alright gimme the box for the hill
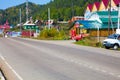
[0,2,41,25]
[0,0,100,26]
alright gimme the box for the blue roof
[75,20,117,29]
[75,20,102,29]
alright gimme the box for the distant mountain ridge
[0,0,100,26]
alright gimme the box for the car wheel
[113,44,119,50]
[105,46,110,49]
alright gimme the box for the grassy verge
[75,37,120,51]
[74,37,103,48]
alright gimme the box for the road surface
[0,37,120,80]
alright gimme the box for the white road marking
[0,55,23,80]
[109,72,115,76]
[101,70,107,73]
[83,64,89,67]
[7,38,120,79]
[94,68,100,71]
[74,61,79,64]
[88,65,94,69]
[70,59,74,62]
[78,62,82,65]
[69,59,120,78]
[118,75,120,78]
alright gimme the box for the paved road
[0,37,120,80]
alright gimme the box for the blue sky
[0,0,51,9]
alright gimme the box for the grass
[75,37,103,47]
[75,37,120,51]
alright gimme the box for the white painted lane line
[70,59,74,62]
[0,55,5,61]
[101,70,107,73]
[0,55,23,80]
[83,64,89,67]
[78,62,82,65]
[74,61,79,64]
[7,38,120,79]
[94,68,100,71]
[109,72,115,76]
[61,57,120,79]
[12,69,23,80]
[117,75,120,78]
[88,65,94,69]
[68,59,120,78]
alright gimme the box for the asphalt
[0,37,120,80]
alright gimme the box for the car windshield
[107,34,119,39]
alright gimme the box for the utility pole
[118,3,120,29]
[19,8,22,32]
[116,3,120,34]
[48,8,51,29]
[108,0,111,35]
[26,0,29,21]
[71,0,74,17]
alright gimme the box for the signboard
[24,25,39,30]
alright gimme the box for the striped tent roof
[113,0,120,6]
[87,4,93,11]
[102,0,109,8]
[94,2,100,10]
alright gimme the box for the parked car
[103,34,120,50]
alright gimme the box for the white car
[103,34,120,50]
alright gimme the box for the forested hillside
[0,0,101,25]
[0,2,40,25]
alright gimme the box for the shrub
[38,28,49,38]
[54,30,67,40]
[48,28,58,37]
[37,27,69,40]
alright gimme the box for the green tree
[0,0,101,25]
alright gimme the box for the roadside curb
[0,70,5,80]
[0,55,22,80]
